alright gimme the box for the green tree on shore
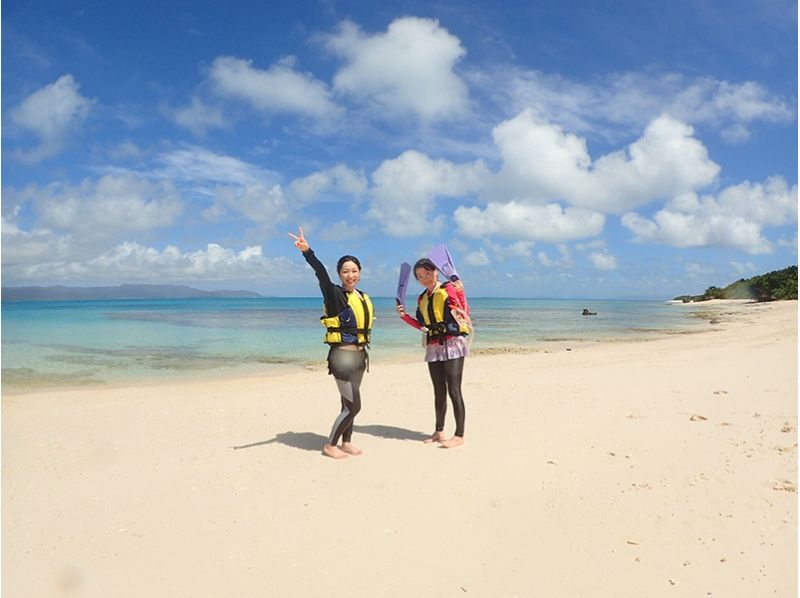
[675,266,798,302]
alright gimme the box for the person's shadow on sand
[233,425,428,452]
[233,431,327,452]
[353,424,428,441]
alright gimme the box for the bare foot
[440,436,464,448]
[322,443,349,459]
[423,431,447,444]
[340,442,363,456]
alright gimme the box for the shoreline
[1,299,774,396]
[0,328,718,396]
[2,300,796,597]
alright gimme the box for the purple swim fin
[396,262,412,305]
[427,244,459,281]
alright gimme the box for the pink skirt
[424,335,469,363]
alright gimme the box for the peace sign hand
[288,226,310,252]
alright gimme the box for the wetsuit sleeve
[400,313,424,330]
[445,283,469,314]
[302,249,347,316]
[457,285,470,314]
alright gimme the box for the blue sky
[2,0,797,299]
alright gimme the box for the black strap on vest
[358,292,371,335]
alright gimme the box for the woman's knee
[349,395,362,416]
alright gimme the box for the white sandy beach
[2,300,797,597]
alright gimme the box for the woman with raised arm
[396,258,470,448]
[288,226,373,460]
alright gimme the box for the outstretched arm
[396,303,424,331]
[288,226,330,283]
[288,226,340,312]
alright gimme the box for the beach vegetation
[675,266,798,302]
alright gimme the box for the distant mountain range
[1,284,262,301]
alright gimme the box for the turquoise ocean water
[1,297,713,390]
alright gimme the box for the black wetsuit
[428,358,466,437]
[410,285,468,438]
[303,249,368,445]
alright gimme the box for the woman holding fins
[396,250,471,448]
[289,226,373,460]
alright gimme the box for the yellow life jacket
[320,290,373,345]
[418,283,469,341]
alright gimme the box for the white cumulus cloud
[208,55,341,122]
[621,176,797,254]
[508,241,535,258]
[33,174,183,239]
[455,201,604,242]
[319,220,364,241]
[537,245,573,268]
[358,112,721,245]
[1,214,70,267]
[156,146,281,190]
[463,248,490,266]
[204,183,288,229]
[324,17,469,122]
[9,75,93,163]
[479,68,793,141]
[170,96,228,136]
[490,111,720,212]
[98,148,290,230]
[668,78,793,129]
[369,150,488,237]
[91,242,294,282]
[588,251,618,270]
[289,164,368,203]
[2,175,182,279]
[4,241,296,284]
